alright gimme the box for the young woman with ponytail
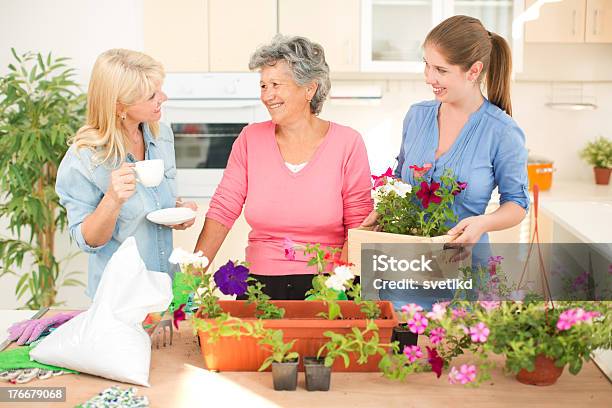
[363,15,529,309]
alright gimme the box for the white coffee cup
[134,159,164,187]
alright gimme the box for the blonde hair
[424,15,513,116]
[72,49,165,166]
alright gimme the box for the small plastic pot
[391,324,418,353]
[271,358,299,391]
[304,357,331,391]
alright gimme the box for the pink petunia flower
[371,167,393,190]
[468,322,490,343]
[401,303,423,317]
[448,364,477,385]
[173,304,186,330]
[451,308,467,320]
[429,327,446,345]
[408,312,428,335]
[426,303,447,321]
[478,301,501,312]
[283,237,296,260]
[403,345,423,363]
[487,255,504,276]
[556,309,579,331]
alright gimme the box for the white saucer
[146,207,196,226]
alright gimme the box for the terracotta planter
[516,355,564,386]
[593,167,611,185]
[197,300,397,372]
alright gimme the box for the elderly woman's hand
[170,200,198,230]
[360,210,381,231]
[106,162,136,207]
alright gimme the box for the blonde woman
[56,49,197,297]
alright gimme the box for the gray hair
[249,34,331,115]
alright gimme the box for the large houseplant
[579,136,612,185]
[0,49,86,308]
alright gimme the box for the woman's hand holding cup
[107,162,136,206]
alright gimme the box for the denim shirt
[56,123,178,298]
[395,99,530,243]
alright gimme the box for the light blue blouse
[56,123,178,298]
[395,98,530,237]
[382,99,529,310]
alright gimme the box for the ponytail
[487,33,513,116]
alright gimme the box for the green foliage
[258,329,299,371]
[579,136,612,168]
[375,168,462,237]
[0,49,86,308]
[245,280,285,319]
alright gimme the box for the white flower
[333,265,354,282]
[392,180,412,197]
[426,303,447,321]
[325,275,346,291]
[168,247,209,269]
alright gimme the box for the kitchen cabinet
[279,0,361,73]
[361,0,520,73]
[525,0,612,43]
[209,0,278,72]
[144,0,209,72]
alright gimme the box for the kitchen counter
[2,312,610,408]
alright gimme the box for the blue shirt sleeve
[55,147,110,253]
[493,123,530,211]
[394,107,413,178]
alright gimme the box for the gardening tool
[148,313,173,349]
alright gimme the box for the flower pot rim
[272,357,299,366]
[303,356,325,365]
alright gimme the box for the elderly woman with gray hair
[194,35,372,300]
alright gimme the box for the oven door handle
[163,99,261,109]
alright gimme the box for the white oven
[161,73,269,198]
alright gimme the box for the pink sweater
[206,120,373,276]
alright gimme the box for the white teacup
[134,159,164,187]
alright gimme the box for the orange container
[527,162,554,191]
[196,300,398,372]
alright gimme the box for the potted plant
[348,167,467,273]
[170,247,398,372]
[258,329,299,391]
[0,49,86,308]
[579,136,612,185]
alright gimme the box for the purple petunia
[214,260,249,296]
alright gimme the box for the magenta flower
[468,322,490,343]
[448,364,477,385]
[371,167,393,189]
[582,311,601,323]
[173,304,186,330]
[572,271,589,290]
[487,255,504,276]
[478,301,501,312]
[416,181,442,209]
[403,345,423,363]
[426,347,444,378]
[401,303,423,317]
[452,181,468,196]
[408,312,428,335]
[429,327,446,345]
[283,237,296,260]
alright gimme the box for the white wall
[1,0,611,309]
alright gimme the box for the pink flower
[427,347,444,378]
[371,167,393,189]
[426,303,447,321]
[478,301,501,312]
[403,345,423,363]
[408,312,428,335]
[283,237,296,260]
[451,308,467,320]
[582,311,601,323]
[401,303,423,317]
[468,322,490,343]
[448,364,477,385]
[557,308,602,330]
[571,271,589,290]
[409,163,432,179]
[429,327,446,345]
[487,255,503,276]
[452,181,468,196]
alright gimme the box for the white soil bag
[31,237,172,386]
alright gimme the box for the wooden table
[2,319,611,407]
